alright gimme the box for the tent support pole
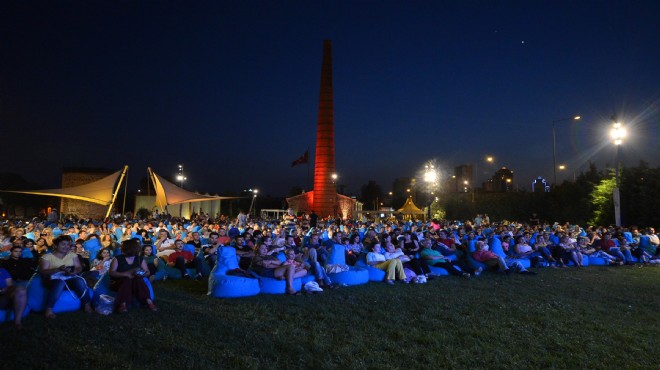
[105,165,129,219]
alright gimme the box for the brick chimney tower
[312,40,336,218]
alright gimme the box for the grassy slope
[2,267,659,369]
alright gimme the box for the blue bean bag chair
[92,272,154,307]
[114,229,123,242]
[466,240,488,271]
[325,244,369,286]
[26,274,88,314]
[490,236,531,269]
[623,232,633,244]
[428,265,450,276]
[147,257,167,282]
[258,274,316,295]
[355,256,386,282]
[588,257,609,266]
[639,236,656,255]
[83,239,102,261]
[208,247,260,298]
[21,248,34,259]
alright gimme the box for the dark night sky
[1,1,659,197]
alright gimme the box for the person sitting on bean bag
[109,239,157,313]
[251,243,306,295]
[366,243,406,285]
[167,239,205,280]
[40,235,93,318]
[0,267,27,329]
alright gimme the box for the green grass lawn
[2,266,659,369]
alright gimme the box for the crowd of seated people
[1,211,659,327]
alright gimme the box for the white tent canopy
[148,167,241,210]
[1,166,128,218]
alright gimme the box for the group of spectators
[1,211,659,328]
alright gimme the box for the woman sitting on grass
[142,245,159,282]
[366,243,406,285]
[251,243,306,295]
[90,248,112,276]
[109,239,157,313]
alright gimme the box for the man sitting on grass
[167,240,204,280]
[1,245,37,284]
[0,267,27,329]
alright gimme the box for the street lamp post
[248,189,259,217]
[424,164,437,220]
[176,164,187,189]
[552,116,581,186]
[330,173,339,217]
[610,122,626,227]
[176,164,188,218]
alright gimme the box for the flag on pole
[291,150,309,167]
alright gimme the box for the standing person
[236,210,248,228]
[46,208,59,224]
[309,210,318,229]
[109,239,157,313]
[39,235,93,319]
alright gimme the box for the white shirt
[384,248,405,260]
[155,238,175,257]
[366,252,386,264]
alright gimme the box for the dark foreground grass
[2,266,659,369]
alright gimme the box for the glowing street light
[423,162,439,219]
[610,121,626,226]
[558,165,566,170]
[248,188,259,216]
[176,164,187,189]
[473,155,495,202]
[552,115,581,186]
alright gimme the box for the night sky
[2,1,659,198]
